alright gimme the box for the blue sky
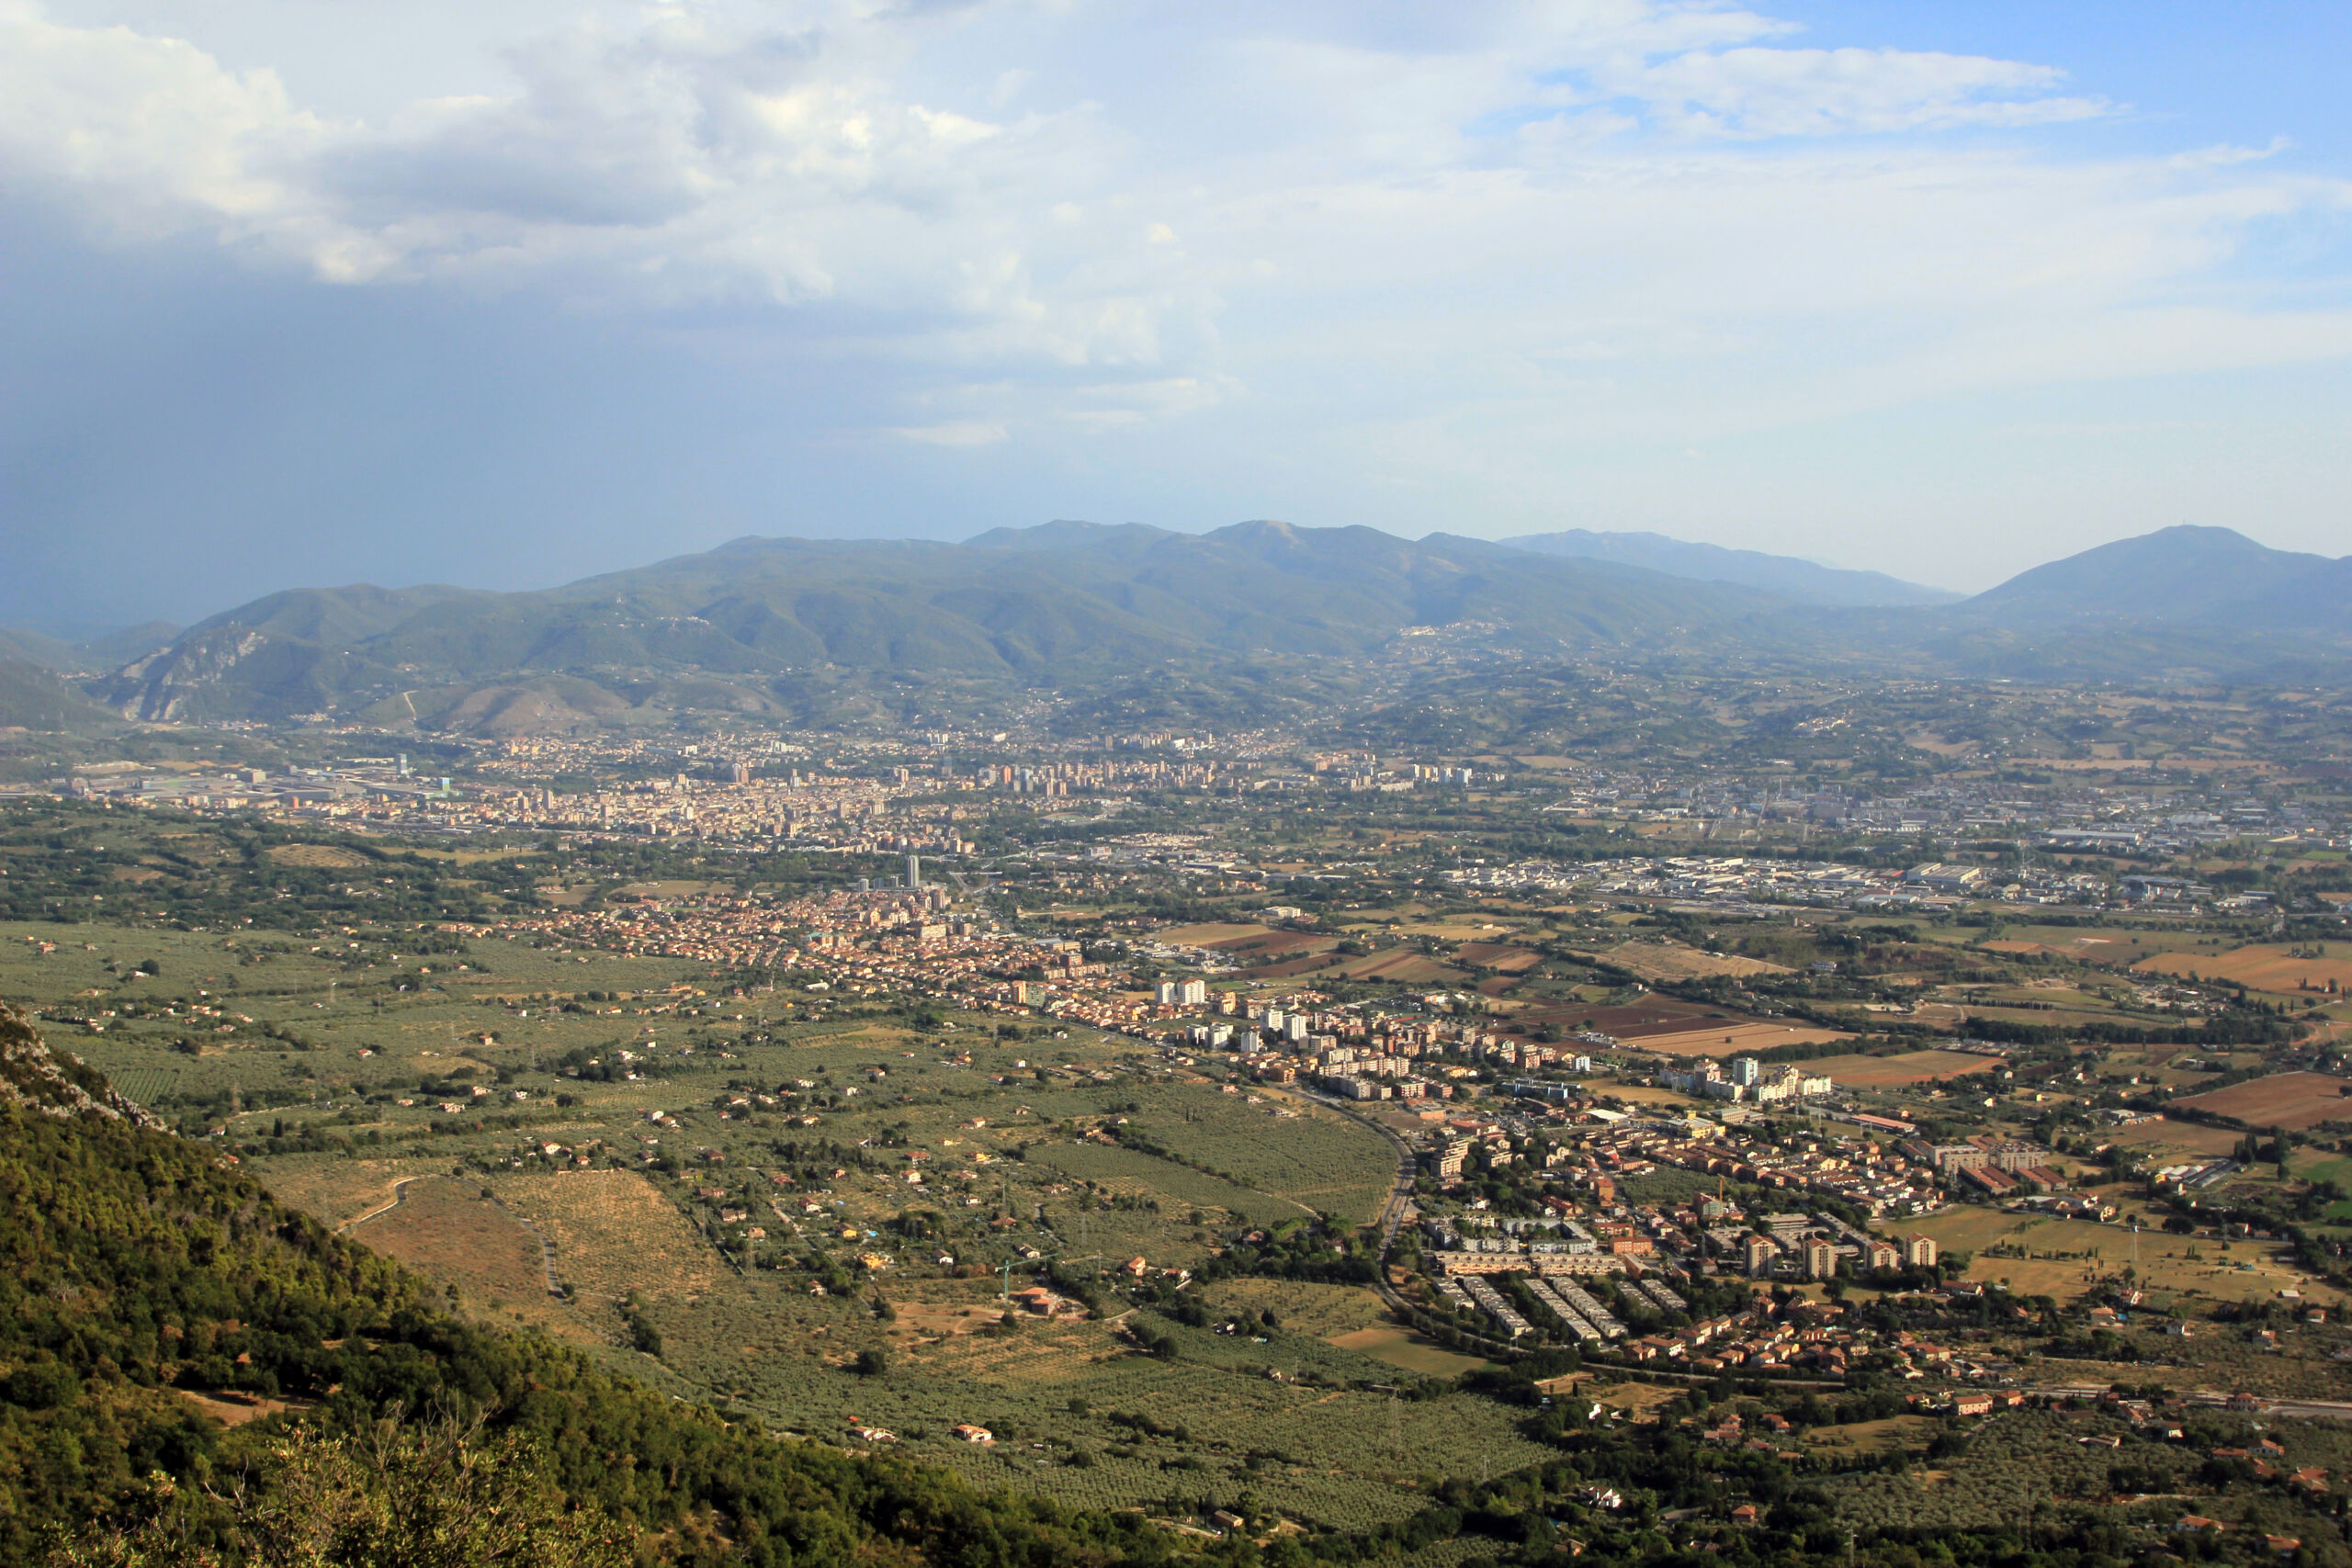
[2,0,2347,629]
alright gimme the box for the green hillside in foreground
[0,1001,1171,1568]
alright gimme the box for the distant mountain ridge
[94,521,1796,730]
[51,520,2352,735]
[0,660,119,732]
[1498,528,1958,607]
[0,621,179,674]
[1960,524,2348,628]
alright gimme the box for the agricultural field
[1148,922,1273,947]
[1329,950,1464,985]
[1574,941,1789,983]
[1634,1021,1853,1057]
[2171,1071,2352,1132]
[642,1280,1552,1527]
[2290,1146,2352,1192]
[1202,1279,1389,1340]
[1453,943,1544,975]
[2134,942,2352,998]
[1392,919,1526,942]
[1320,1325,1489,1379]
[1115,1088,1401,1229]
[1029,1142,1291,1220]
[1799,1415,1934,1458]
[0,916,716,1130]
[1510,998,1749,1038]
[1803,1049,2001,1089]
[254,1153,412,1229]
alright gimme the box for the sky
[3,0,2349,630]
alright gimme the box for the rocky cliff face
[0,1000,166,1129]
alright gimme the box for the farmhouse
[1010,1286,1078,1317]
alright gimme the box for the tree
[52,1415,634,1568]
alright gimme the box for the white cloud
[1623,45,2109,138]
[0,0,2346,460]
[891,418,1007,446]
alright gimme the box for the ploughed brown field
[1455,942,1544,974]
[2171,1071,2352,1131]
[1332,951,1464,984]
[1209,930,1329,957]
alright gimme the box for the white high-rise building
[1179,978,1208,1008]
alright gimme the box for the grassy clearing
[1325,1325,1489,1379]
[1203,1279,1389,1339]
[483,1168,722,1306]
[1907,1205,2346,1308]
[1802,1416,1935,1457]
[2107,1118,2245,1157]
[347,1176,560,1323]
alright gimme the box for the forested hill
[0,1000,1158,1567]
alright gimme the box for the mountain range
[6,522,2345,735]
[1498,529,1957,607]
